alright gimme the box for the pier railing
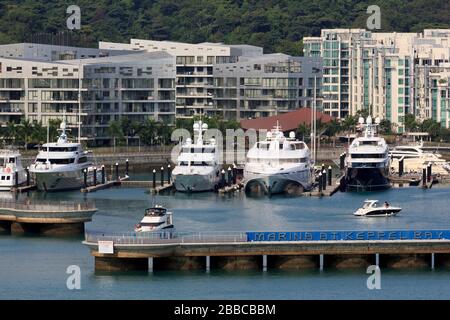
[85,230,248,245]
[0,199,96,212]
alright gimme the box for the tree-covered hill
[0,0,449,55]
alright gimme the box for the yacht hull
[172,173,219,192]
[0,171,27,191]
[32,170,89,192]
[344,167,390,191]
[244,169,312,195]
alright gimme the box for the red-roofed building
[240,108,334,131]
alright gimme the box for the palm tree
[107,120,125,151]
[5,122,18,146]
[18,119,33,150]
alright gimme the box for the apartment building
[213,53,322,120]
[303,29,450,132]
[99,40,263,118]
[0,40,323,145]
[0,46,176,146]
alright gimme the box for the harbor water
[1,181,450,299]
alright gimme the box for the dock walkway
[0,200,97,235]
[84,229,450,272]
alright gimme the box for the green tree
[341,115,357,132]
[378,119,392,135]
[108,120,125,148]
[404,114,418,132]
[139,119,158,145]
[296,123,310,141]
[18,119,34,150]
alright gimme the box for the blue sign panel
[246,230,450,242]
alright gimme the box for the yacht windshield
[360,141,378,146]
[36,158,75,164]
[46,147,78,152]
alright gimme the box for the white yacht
[354,200,402,217]
[29,121,95,191]
[172,121,221,192]
[344,116,391,191]
[134,205,174,232]
[244,124,312,195]
[390,141,450,175]
[0,149,27,191]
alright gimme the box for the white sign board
[98,241,114,254]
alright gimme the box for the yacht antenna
[46,124,49,162]
[77,60,82,144]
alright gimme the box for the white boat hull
[31,166,99,192]
[0,170,27,191]
[172,173,219,192]
[244,167,312,194]
[354,207,402,217]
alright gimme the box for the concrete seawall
[84,239,450,272]
[0,201,97,236]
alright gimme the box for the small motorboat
[354,200,402,217]
[134,205,174,232]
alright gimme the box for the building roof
[240,108,334,131]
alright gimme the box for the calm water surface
[1,183,450,299]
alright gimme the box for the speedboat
[0,149,27,191]
[134,205,174,232]
[354,200,402,217]
[244,123,313,195]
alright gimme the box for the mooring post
[83,169,87,188]
[322,169,327,191]
[339,153,345,171]
[148,257,153,273]
[319,254,324,271]
[318,173,323,193]
[232,163,237,184]
[422,167,427,187]
[152,169,156,189]
[115,163,119,181]
[262,255,268,272]
[26,167,30,186]
[14,170,18,188]
[375,253,379,266]
[399,157,404,177]
[93,168,97,186]
[167,164,171,183]
[427,164,432,182]
[160,166,164,187]
[328,166,332,186]
[431,253,435,270]
[221,169,226,187]
[101,165,105,184]
[206,256,210,273]
[227,167,232,186]
[125,159,129,177]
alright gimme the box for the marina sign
[246,230,450,242]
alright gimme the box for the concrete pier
[84,230,450,272]
[0,200,96,236]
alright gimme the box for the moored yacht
[172,121,221,192]
[29,121,95,191]
[390,141,450,175]
[0,149,27,191]
[344,116,390,191]
[244,124,313,195]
